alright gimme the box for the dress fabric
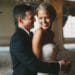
[37,44,58,75]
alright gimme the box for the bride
[31,3,59,75]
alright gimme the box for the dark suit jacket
[10,27,60,75]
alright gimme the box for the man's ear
[18,17,23,24]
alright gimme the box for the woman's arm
[32,28,43,59]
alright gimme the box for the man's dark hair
[13,4,33,26]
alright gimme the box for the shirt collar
[24,28,30,36]
[18,24,30,36]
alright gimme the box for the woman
[32,3,59,75]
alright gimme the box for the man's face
[21,10,34,30]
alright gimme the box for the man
[10,4,71,75]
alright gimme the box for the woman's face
[37,9,51,30]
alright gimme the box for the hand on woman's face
[37,9,51,31]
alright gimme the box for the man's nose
[42,18,46,23]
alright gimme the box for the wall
[0,3,15,46]
[50,0,64,51]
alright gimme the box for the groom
[10,4,71,75]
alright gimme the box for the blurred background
[0,0,75,75]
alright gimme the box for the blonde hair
[36,2,56,22]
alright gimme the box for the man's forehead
[25,10,33,14]
[25,11,34,17]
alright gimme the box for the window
[63,15,75,38]
[63,1,75,50]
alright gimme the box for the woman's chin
[42,27,49,30]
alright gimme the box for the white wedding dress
[31,16,58,75]
[37,44,58,75]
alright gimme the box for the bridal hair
[36,2,56,22]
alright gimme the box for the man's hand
[63,61,71,73]
[59,60,71,73]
